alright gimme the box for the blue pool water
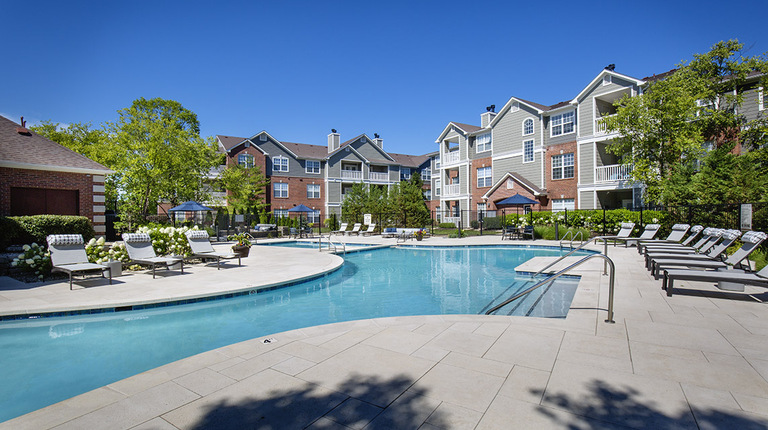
[263,240,376,249]
[0,245,588,422]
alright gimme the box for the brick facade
[0,167,106,232]
[471,156,493,212]
[269,176,325,214]
[544,140,578,210]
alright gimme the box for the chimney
[328,129,340,153]
[373,132,383,149]
[16,116,31,136]
[481,105,497,128]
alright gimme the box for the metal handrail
[559,231,575,249]
[485,253,616,323]
[319,233,346,254]
[532,236,614,278]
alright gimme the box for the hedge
[0,215,95,249]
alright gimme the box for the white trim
[522,139,534,163]
[489,96,546,128]
[550,110,576,138]
[760,87,765,111]
[305,160,321,174]
[0,161,112,175]
[272,155,289,173]
[522,118,534,136]
[476,132,492,153]
[273,182,289,198]
[571,69,645,104]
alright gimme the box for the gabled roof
[388,152,430,168]
[216,135,247,151]
[482,171,546,200]
[280,141,327,160]
[435,121,482,143]
[572,69,645,103]
[330,133,395,162]
[0,115,111,175]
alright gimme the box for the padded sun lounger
[663,263,768,297]
[644,228,723,269]
[123,233,184,279]
[635,224,689,252]
[639,225,701,254]
[360,224,376,236]
[47,234,112,290]
[652,230,765,279]
[601,222,635,246]
[185,230,241,270]
[332,223,348,235]
[616,224,660,247]
[346,223,362,236]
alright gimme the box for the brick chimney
[328,129,340,153]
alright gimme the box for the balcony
[444,183,461,197]
[595,164,632,183]
[340,170,362,180]
[594,114,617,135]
[443,151,461,165]
[369,171,389,182]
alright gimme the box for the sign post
[364,213,372,225]
[740,204,752,231]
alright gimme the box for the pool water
[263,240,375,249]
[0,246,586,422]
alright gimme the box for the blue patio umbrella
[287,204,314,213]
[495,194,539,207]
[169,201,214,212]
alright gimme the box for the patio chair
[601,222,635,246]
[346,223,362,236]
[521,225,535,240]
[332,223,348,235]
[616,224,660,247]
[185,230,241,270]
[663,257,768,297]
[360,223,377,236]
[289,227,299,239]
[501,225,518,240]
[639,225,703,254]
[636,224,689,253]
[47,234,112,290]
[651,230,763,279]
[122,233,184,279]
[382,227,398,238]
[644,228,724,270]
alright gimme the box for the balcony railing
[340,170,362,180]
[369,171,389,182]
[594,114,617,135]
[594,164,632,183]
[443,151,460,165]
[444,183,461,196]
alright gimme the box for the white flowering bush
[136,225,195,256]
[85,237,110,264]
[11,243,51,280]
[108,242,131,263]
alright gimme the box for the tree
[340,183,367,223]
[108,98,219,218]
[217,164,270,213]
[604,39,768,204]
[390,177,431,228]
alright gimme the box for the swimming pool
[262,240,377,249]
[0,245,589,422]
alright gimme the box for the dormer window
[273,156,289,172]
[523,119,534,136]
[551,111,575,137]
[259,134,268,141]
[602,75,612,86]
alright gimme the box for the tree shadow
[533,380,768,429]
[190,373,444,430]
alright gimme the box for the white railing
[369,171,389,182]
[444,183,461,196]
[594,114,616,135]
[443,151,460,165]
[594,164,632,183]
[341,170,362,180]
[443,216,461,226]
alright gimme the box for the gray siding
[492,156,542,189]
[579,190,594,209]
[327,182,341,203]
[491,104,540,157]
[543,109,578,146]
[327,151,366,178]
[579,143,594,184]
[351,139,391,162]
[258,139,325,178]
[740,85,765,122]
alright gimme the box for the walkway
[3,236,768,429]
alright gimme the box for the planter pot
[416,236,423,241]
[232,245,251,258]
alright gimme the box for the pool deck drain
[3,235,768,428]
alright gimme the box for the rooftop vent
[16,116,31,135]
[605,64,616,71]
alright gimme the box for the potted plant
[415,229,425,241]
[228,233,253,257]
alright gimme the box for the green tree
[340,182,367,223]
[390,179,430,227]
[217,164,270,213]
[604,39,768,204]
[108,98,219,218]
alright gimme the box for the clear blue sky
[2,0,766,156]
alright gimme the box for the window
[308,210,320,224]
[523,140,534,163]
[552,198,575,212]
[506,178,515,189]
[259,134,268,141]
[274,182,288,198]
[434,156,440,169]
[421,168,431,181]
[424,190,432,200]
[273,156,289,172]
[551,111,575,137]
[510,102,519,112]
[552,153,575,180]
[760,87,765,111]
[435,179,441,196]
[476,133,492,152]
[523,119,534,136]
[238,154,254,168]
[307,184,320,199]
[602,75,612,86]
[273,209,288,219]
[477,203,489,218]
[477,166,492,187]
[401,168,411,180]
[305,160,321,174]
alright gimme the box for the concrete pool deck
[3,235,768,429]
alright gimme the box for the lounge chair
[651,230,763,279]
[601,222,635,246]
[360,223,376,236]
[382,227,398,238]
[346,223,362,236]
[616,224,660,247]
[643,227,723,269]
[47,234,112,290]
[332,223,348,235]
[636,224,689,252]
[122,233,184,279]
[639,225,703,254]
[663,259,768,297]
[185,230,241,270]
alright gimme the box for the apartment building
[216,130,435,221]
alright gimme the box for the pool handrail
[486,253,616,323]
[559,230,586,250]
[532,235,618,279]
[320,233,346,254]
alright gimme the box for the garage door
[10,187,79,216]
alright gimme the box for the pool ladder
[559,230,586,250]
[319,233,346,255]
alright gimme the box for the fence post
[640,206,644,229]
[603,208,607,236]
[564,208,568,227]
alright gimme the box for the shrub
[438,222,456,229]
[469,220,479,229]
[0,215,94,249]
[480,216,503,230]
[11,243,51,280]
[135,225,197,256]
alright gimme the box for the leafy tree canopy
[217,164,270,213]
